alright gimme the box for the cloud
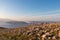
[13,10,60,21]
[0,7,60,21]
[39,14,60,21]
[8,14,60,21]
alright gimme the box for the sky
[0,0,60,21]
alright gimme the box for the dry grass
[0,22,60,40]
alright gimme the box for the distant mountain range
[0,18,58,28]
[0,18,28,28]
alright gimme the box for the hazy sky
[0,0,60,21]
